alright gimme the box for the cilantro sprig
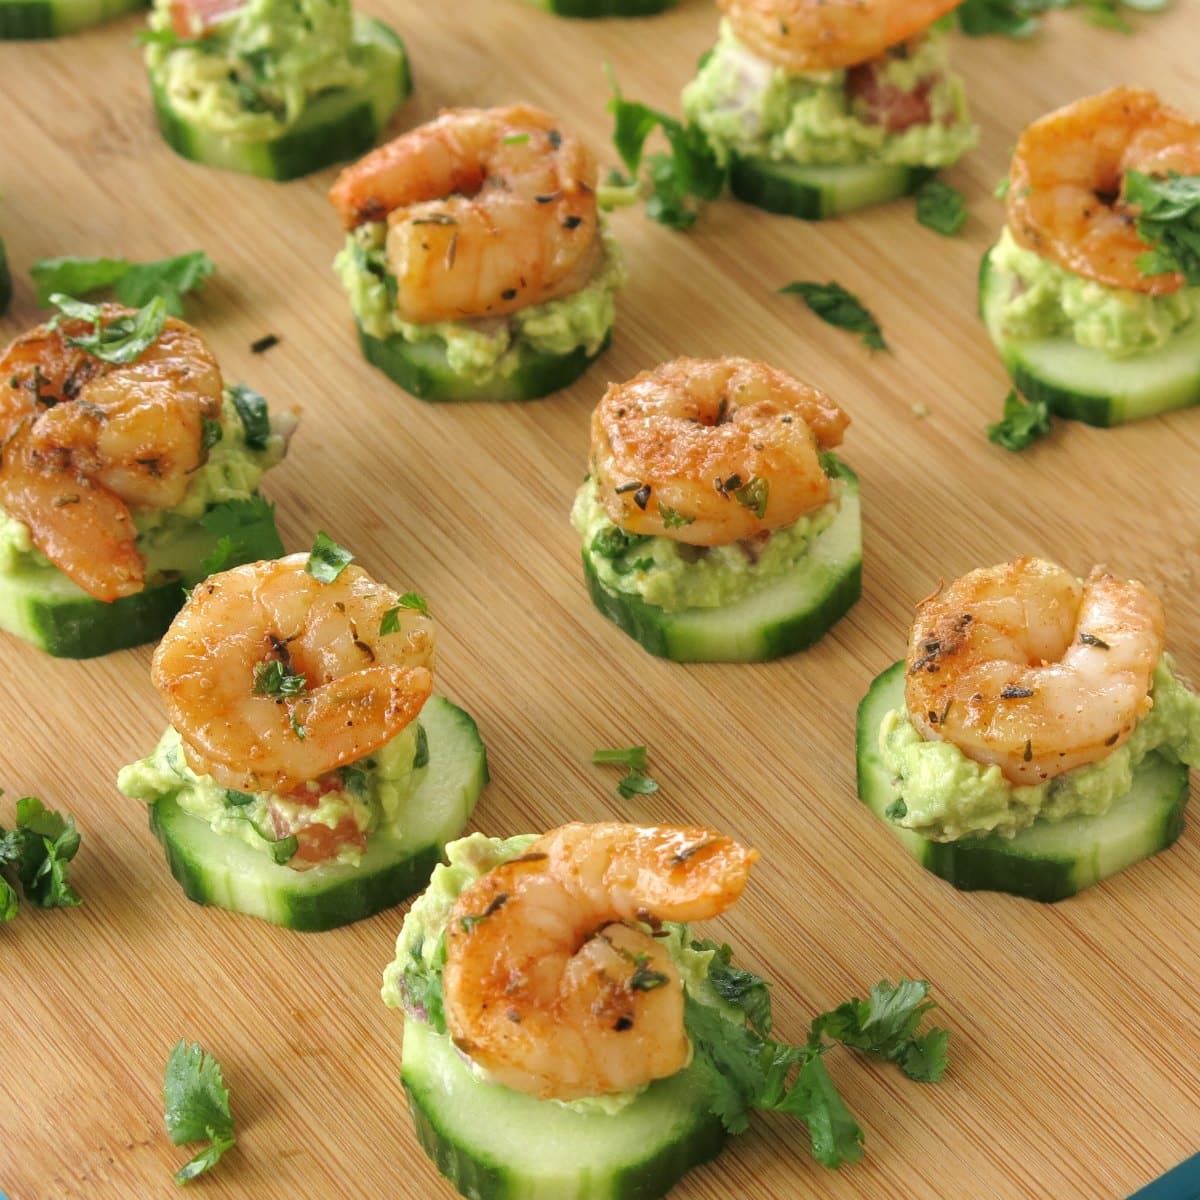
[32,250,214,317]
[592,745,660,799]
[163,1041,236,1185]
[1124,170,1200,285]
[0,792,83,920]
[49,293,169,365]
[780,281,887,351]
[986,390,1052,451]
[604,69,724,231]
[686,940,949,1167]
[381,592,430,635]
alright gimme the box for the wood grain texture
[2,3,1199,1197]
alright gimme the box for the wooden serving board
[3,4,1200,1197]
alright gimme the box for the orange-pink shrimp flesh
[442,822,758,1101]
[0,309,223,602]
[718,0,962,72]
[590,356,849,546]
[328,104,601,324]
[1007,87,1200,295]
[152,554,435,794]
[906,558,1165,787]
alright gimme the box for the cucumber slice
[146,697,488,931]
[0,236,10,314]
[0,0,144,39]
[729,155,933,220]
[856,662,1190,902]
[356,321,612,403]
[401,1016,725,1200]
[0,500,282,658]
[581,462,861,662]
[519,0,676,14]
[149,17,411,181]
[979,246,1200,426]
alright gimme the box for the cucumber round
[146,697,488,932]
[581,462,861,662]
[149,17,411,181]
[0,500,282,658]
[979,246,1200,426]
[356,322,612,403]
[0,236,10,314]
[519,0,676,14]
[729,155,933,220]
[0,0,144,38]
[856,661,1190,902]
[401,1016,725,1200]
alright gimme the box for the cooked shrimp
[1007,87,1200,295]
[328,104,602,324]
[0,309,223,601]
[718,0,961,72]
[590,356,849,547]
[151,554,435,793]
[906,558,1164,787]
[442,823,758,1101]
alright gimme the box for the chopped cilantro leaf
[693,938,773,1035]
[658,504,694,529]
[163,1040,236,1185]
[1124,170,1200,285]
[986,390,1052,452]
[306,531,354,583]
[50,293,168,365]
[200,418,223,453]
[413,724,430,770]
[733,476,769,520]
[780,281,887,351]
[916,179,968,236]
[253,659,307,698]
[32,250,213,316]
[592,745,660,799]
[227,382,271,449]
[198,496,283,575]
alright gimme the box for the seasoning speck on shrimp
[442,822,758,1101]
[329,104,602,325]
[0,307,223,602]
[906,557,1164,787]
[718,0,962,72]
[591,356,849,547]
[1007,87,1200,295]
[152,553,435,794]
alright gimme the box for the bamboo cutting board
[2,3,1200,1197]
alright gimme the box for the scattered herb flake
[413,724,430,770]
[916,179,968,236]
[659,504,695,529]
[198,496,283,575]
[253,659,307,699]
[779,281,887,351]
[50,293,169,365]
[1124,170,1200,285]
[986,390,1052,452]
[733,476,769,520]
[227,382,271,449]
[250,333,280,354]
[306,531,354,583]
[592,745,660,799]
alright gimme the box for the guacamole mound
[383,832,737,1117]
[880,655,1200,841]
[0,391,290,582]
[145,0,377,139]
[333,223,624,385]
[989,226,1200,359]
[682,22,976,169]
[118,721,424,869]
[571,473,843,613]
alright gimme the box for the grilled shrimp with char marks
[906,557,1164,787]
[442,822,758,1101]
[152,553,434,795]
[0,308,223,601]
[329,104,601,325]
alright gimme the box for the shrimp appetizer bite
[682,0,976,219]
[0,300,291,657]
[857,558,1200,901]
[145,0,411,180]
[982,88,1200,426]
[1,0,144,39]
[329,105,624,403]
[572,357,861,661]
[118,539,488,931]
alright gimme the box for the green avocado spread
[571,472,843,613]
[681,22,976,169]
[333,222,624,385]
[0,391,290,587]
[880,655,1200,841]
[382,833,737,1116]
[118,720,424,869]
[989,226,1200,358]
[145,0,383,139]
